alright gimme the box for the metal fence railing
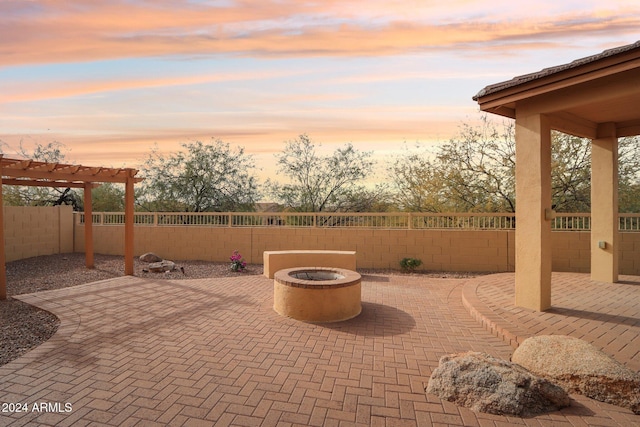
[76,212,640,231]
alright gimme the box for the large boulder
[140,252,163,263]
[512,335,640,414]
[426,351,570,416]
[148,260,176,273]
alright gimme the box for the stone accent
[426,351,570,416]
[140,252,163,263]
[148,260,176,273]
[512,335,640,414]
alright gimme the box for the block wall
[75,225,517,272]
[3,205,74,262]
[0,208,633,275]
[620,232,640,275]
[74,224,640,275]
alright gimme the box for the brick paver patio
[463,272,640,371]
[1,273,638,426]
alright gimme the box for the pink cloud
[1,69,304,103]
[1,1,638,66]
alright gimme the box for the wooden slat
[1,179,100,188]
[1,156,141,184]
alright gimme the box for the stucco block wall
[3,205,73,262]
[0,209,627,275]
[620,232,640,274]
[74,225,254,263]
[72,224,640,275]
[551,231,592,272]
[74,225,516,271]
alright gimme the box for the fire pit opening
[289,270,345,281]
[273,267,361,322]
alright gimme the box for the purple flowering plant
[230,250,247,272]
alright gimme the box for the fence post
[228,213,233,227]
[408,212,413,230]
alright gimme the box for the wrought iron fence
[76,212,640,231]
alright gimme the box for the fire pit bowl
[273,267,362,322]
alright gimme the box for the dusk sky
[1,0,639,180]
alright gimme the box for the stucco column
[591,123,619,283]
[515,110,552,311]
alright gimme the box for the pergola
[474,41,640,311]
[0,156,143,300]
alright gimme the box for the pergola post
[0,181,6,300]
[83,183,94,269]
[591,123,619,283]
[515,109,552,311]
[124,173,135,275]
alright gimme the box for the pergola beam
[1,168,143,184]
[1,179,101,189]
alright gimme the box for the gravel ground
[1,253,480,366]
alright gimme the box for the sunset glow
[1,0,638,179]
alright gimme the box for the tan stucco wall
[74,225,517,272]
[620,232,640,275]
[73,225,639,274]
[3,207,637,275]
[3,205,74,262]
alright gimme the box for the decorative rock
[148,260,176,272]
[512,335,640,414]
[426,351,570,416]
[140,252,163,263]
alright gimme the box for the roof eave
[473,41,640,108]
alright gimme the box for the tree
[387,145,450,212]
[2,141,83,210]
[388,118,516,212]
[267,134,375,212]
[387,115,640,213]
[85,183,125,212]
[138,139,259,212]
[618,136,640,213]
[549,132,591,212]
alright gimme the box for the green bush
[400,257,423,272]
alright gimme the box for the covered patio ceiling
[0,155,143,300]
[473,40,640,311]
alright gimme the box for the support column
[515,110,552,311]
[591,123,619,283]
[124,173,135,275]
[83,184,94,269]
[0,179,6,300]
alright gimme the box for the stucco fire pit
[273,267,362,322]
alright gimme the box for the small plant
[230,250,247,272]
[400,257,422,272]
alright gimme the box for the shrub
[400,257,422,272]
